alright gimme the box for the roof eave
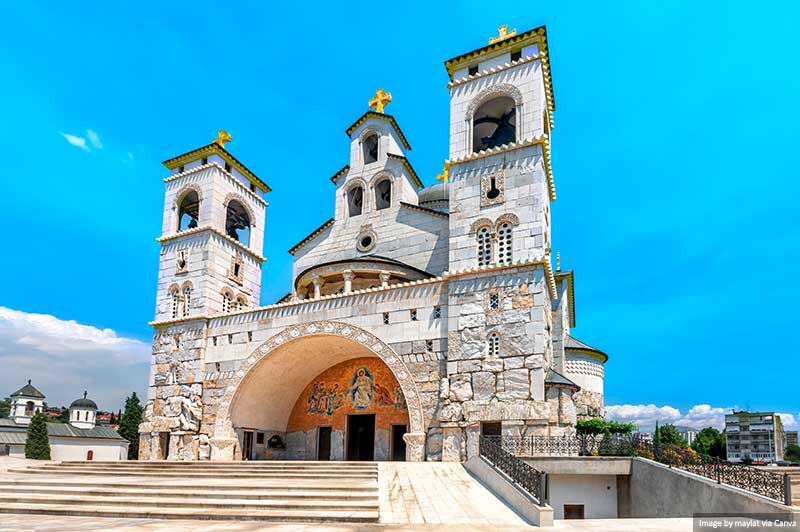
[162,143,272,193]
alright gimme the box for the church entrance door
[242,430,254,460]
[346,414,375,461]
[318,427,332,460]
[391,424,407,461]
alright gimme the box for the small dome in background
[70,391,98,410]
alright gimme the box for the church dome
[418,183,449,204]
[70,392,97,410]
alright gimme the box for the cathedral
[138,24,609,462]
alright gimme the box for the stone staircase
[0,461,379,522]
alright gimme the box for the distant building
[633,431,653,445]
[786,431,798,449]
[679,429,698,446]
[725,411,785,463]
[0,381,128,460]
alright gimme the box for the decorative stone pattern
[480,172,505,207]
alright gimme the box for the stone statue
[178,394,203,432]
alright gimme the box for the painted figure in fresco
[316,382,329,414]
[350,367,374,410]
[394,386,406,410]
[374,382,394,406]
[307,383,320,413]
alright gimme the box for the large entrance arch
[211,321,426,461]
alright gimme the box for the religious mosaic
[306,382,345,416]
[350,367,374,410]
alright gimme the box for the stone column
[403,432,427,462]
[490,231,499,264]
[441,424,463,462]
[464,424,481,460]
[343,270,354,293]
[311,275,322,298]
[379,271,391,288]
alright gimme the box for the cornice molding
[150,255,557,327]
[156,225,266,263]
[288,218,335,255]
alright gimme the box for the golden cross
[213,129,232,148]
[369,89,392,114]
[435,161,450,184]
[489,25,517,45]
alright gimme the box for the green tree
[56,408,70,423]
[25,412,51,460]
[692,427,727,458]
[0,397,11,418]
[657,424,688,448]
[654,421,662,458]
[785,444,800,463]
[118,392,143,460]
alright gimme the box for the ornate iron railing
[479,436,548,504]
[488,434,792,505]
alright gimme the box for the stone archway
[210,320,426,461]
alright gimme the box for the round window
[356,229,377,252]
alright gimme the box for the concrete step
[0,479,376,491]
[0,493,377,512]
[8,468,377,480]
[0,485,377,501]
[56,460,377,468]
[0,502,379,522]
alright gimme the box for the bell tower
[444,25,555,271]
[153,131,270,322]
[438,26,570,459]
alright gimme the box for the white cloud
[59,132,89,152]
[86,129,103,149]
[0,306,149,412]
[778,413,798,431]
[606,403,738,431]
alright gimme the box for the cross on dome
[368,89,392,114]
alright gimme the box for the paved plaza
[0,515,693,532]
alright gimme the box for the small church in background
[138,24,609,462]
[0,381,129,460]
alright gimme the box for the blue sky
[0,2,797,428]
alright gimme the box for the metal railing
[488,434,792,505]
[479,436,548,504]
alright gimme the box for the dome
[70,391,97,410]
[418,183,449,204]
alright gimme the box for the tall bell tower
[153,131,270,322]
[439,26,571,459]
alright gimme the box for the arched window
[170,287,180,319]
[477,226,492,267]
[487,333,500,357]
[222,292,232,313]
[347,186,364,217]
[237,296,247,309]
[87,450,94,461]
[497,223,513,265]
[182,285,192,317]
[363,134,379,164]
[374,179,391,210]
[473,96,517,153]
[225,200,251,246]
[25,401,34,416]
[177,190,200,231]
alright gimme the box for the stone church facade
[138,25,609,462]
